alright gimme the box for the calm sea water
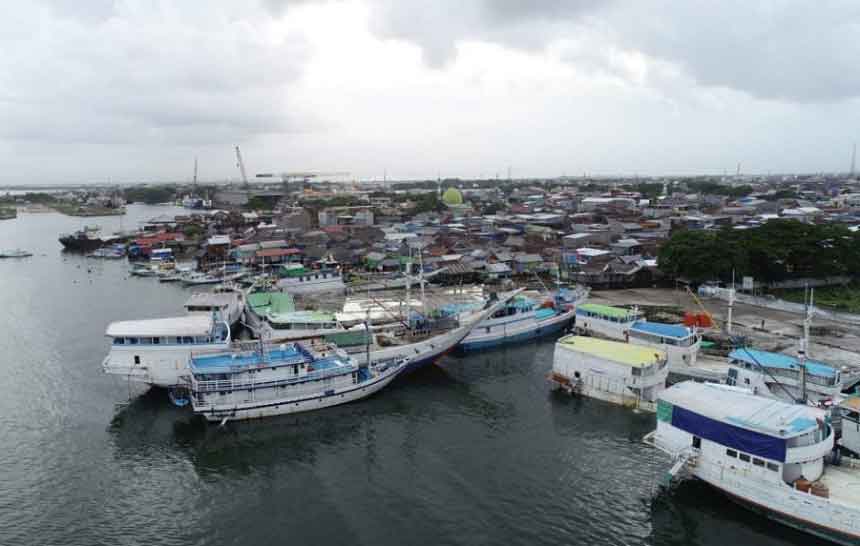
[0,205,827,546]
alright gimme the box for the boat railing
[191,362,354,394]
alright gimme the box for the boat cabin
[726,348,842,402]
[574,303,642,340]
[551,335,668,410]
[628,320,701,369]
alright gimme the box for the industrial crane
[235,145,249,188]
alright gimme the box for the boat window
[631,367,641,376]
[739,453,750,462]
[847,411,860,420]
[113,337,125,345]
[766,462,779,472]
[174,337,183,344]
[753,458,765,467]
[128,337,139,345]
[692,436,701,449]
[151,337,160,345]
[182,336,194,344]
[726,449,737,458]
[134,355,140,365]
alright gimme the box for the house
[513,253,543,274]
[485,262,512,282]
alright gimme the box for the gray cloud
[366,0,860,103]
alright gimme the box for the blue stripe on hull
[459,317,571,352]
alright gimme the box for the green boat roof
[248,291,295,314]
[267,310,336,323]
[577,303,636,319]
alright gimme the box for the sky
[2,0,860,184]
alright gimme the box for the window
[692,436,701,449]
[739,453,750,462]
[182,336,194,344]
[134,355,140,365]
[726,449,737,458]
[766,462,779,471]
[744,378,750,385]
[128,337,139,345]
[113,337,125,345]
[152,337,160,345]
[753,458,765,467]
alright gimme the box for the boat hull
[194,365,401,421]
[460,308,574,351]
[700,477,860,546]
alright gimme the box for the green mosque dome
[442,187,464,206]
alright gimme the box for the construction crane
[235,145,249,188]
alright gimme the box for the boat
[349,289,522,375]
[574,303,642,340]
[180,339,407,422]
[351,267,447,291]
[129,263,157,277]
[184,285,245,327]
[0,249,33,258]
[644,381,859,545]
[58,229,103,251]
[87,245,125,259]
[627,320,702,373]
[459,287,589,351]
[836,397,860,456]
[726,348,845,404]
[549,335,668,411]
[101,315,231,387]
[181,270,247,286]
[276,264,345,295]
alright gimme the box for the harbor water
[0,205,827,545]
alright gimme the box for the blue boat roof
[192,346,308,372]
[729,348,837,378]
[630,320,692,339]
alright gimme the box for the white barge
[550,335,668,411]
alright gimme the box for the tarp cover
[671,405,786,462]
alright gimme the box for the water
[0,206,828,546]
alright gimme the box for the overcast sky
[2,0,859,184]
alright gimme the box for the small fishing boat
[179,339,407,422]
[129,263,158,277]
[0,249,33,258]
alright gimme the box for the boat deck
[192,346,309,371]
[818,462,860,506]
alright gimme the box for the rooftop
[660,381,821,438]
[577,303,637,320]
[556,335,664,367]
[106,315,214,337]
[631,320,694,339]
[728,348,837,378]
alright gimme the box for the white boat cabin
[102,315,230,387]
[726,348,843,403]
[627,320,701,370]
[551,335,668,411]
[574,303,642,341]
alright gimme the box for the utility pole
[851,142,857,176]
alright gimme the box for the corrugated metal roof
[631,321,692,339]
[660,381,821,438]
[556,335,664,367]
[728,348,837,378]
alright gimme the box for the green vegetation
[0,192,57,204]
[658,220,860,283]
[776,284,860,313]
[247,195,277,210]
[686,180,754,198]
[123,185,176,204]
[410,192,445,214]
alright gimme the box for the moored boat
[181,339,407,422]
[276,265,345,295]
[0,249,33,258]
[574,303,642,340]
[101,315,231,387]
[459,287,588,351]
[184,285,245,327]
[550,335,668,411]
[645,381,859,545]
